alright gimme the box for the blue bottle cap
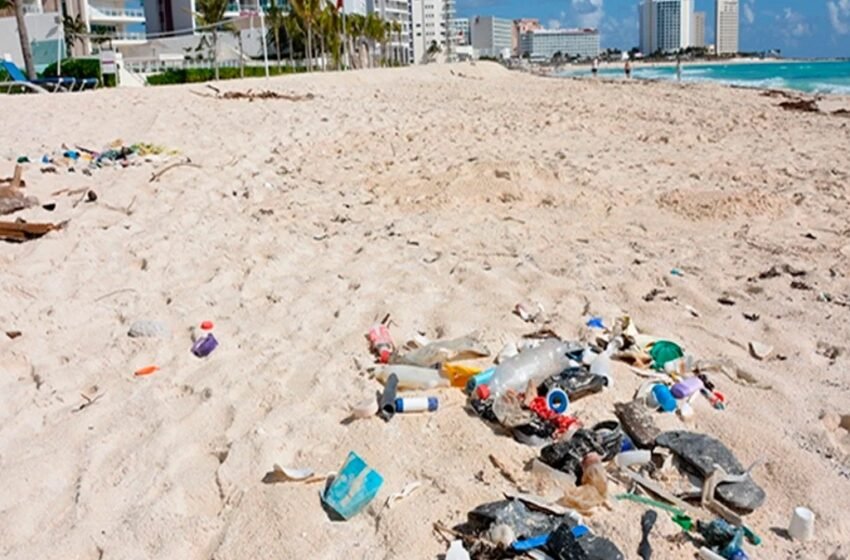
[547,387,569,414]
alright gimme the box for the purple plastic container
[191,333,218,357]
[671,376,703,399]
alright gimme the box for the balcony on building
[88,2,146,23]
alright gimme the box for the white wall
[0,12,63,71]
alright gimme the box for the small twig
[149,160,201,183]
[93,287,137,302]
[72,392,104,413]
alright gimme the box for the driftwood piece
[0,220,62,242]
[0,189,38,216]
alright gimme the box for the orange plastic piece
[201,321,214,330]
[134,365,159,376]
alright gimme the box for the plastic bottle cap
[546,387,569,414]
[379,348,391,363]
[476,384,491,400]
[200,321,214,330]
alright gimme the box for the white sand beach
[1,62,849,559]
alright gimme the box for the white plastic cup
[788,506,815,541]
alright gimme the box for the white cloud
[780,7,812,38]
[548,19,562,29]
[571,0,604,29]
[743,2,755,25]
[828,0,850,34]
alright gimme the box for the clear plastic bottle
[374,365,449,390]
[488,338,574,397]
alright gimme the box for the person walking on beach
[592,57,599,77]
[624,60,632,79]
[676,54,682,83]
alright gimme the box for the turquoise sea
[584,60,850,95]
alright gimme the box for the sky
[456,0,850,57]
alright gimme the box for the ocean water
[585,60,850,95]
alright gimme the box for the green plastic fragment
[649,340,684,370]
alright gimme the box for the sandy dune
[1,62,849,559]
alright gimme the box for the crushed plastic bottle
[488,339,575,398]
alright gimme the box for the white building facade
[519,28,599,60]
[715,0,738,54]
[638,0,693,54]
[410,0,454,63]
[367,0,412,63]
[692,11,705,47]
[449,17,469,46]
[470,15,511,58]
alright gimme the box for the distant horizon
[456,0,850,58]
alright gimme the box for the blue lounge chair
[0,60,82,93]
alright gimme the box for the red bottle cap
[476,384,491,400]
[379,349,391,363]
[201,321,214,331]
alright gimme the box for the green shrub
[41,58,116,87]
[147,64,306,86]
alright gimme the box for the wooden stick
[149,160,201,183]
[11,165,22,189]
[0,221,60,242]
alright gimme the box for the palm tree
[0,0,36,79]
[391,20,402,65]
[290,0,321,71]
[319,1,341,70]
[62,14,87,57]
[282,11,301,70]
[344,13,364,69]
[364,12,384,68]
[265,0,285,68]
[194,0,230,80]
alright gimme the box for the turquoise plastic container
[321,451,384,519]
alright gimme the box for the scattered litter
[384,480,422,509]
[262,464,325,484]
[670,268,685,277]
[717,297,736,306]
[742,313,760,322]
[378,373,399,421]
[134,365,159,376]
[191,328,218,358]
[445,540,471,560]
[790,280,813,291]
[391,332,489,367]
[748,341,773,361]
[192,85,316,101]
[367,321,395,364]
[321,451,383,520]
[788,506,815,542]
[514,301,545,323]
[5,330,22,339]
[395,396,438,413]
[638,509,657,560]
